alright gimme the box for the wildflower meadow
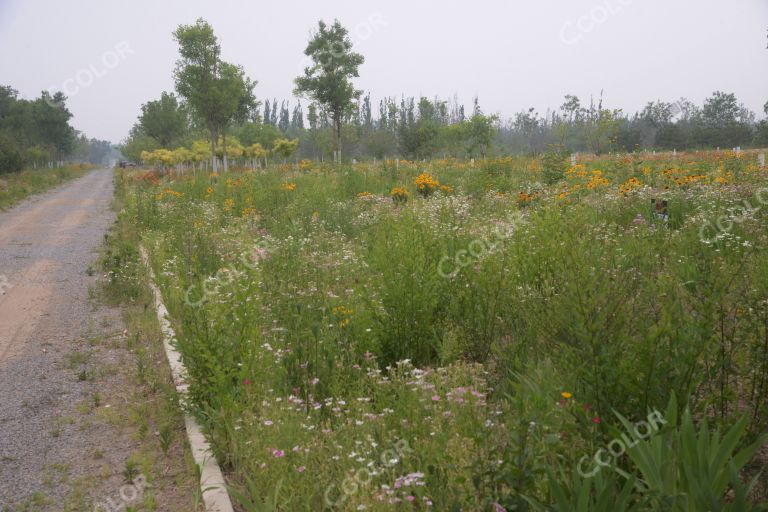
[114,149,768,511]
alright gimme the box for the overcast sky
[1,0,766,144]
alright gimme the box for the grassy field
[0,165,93,210]
[117,150,768,511]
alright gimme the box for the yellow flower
[241,207,259,218]
[281,182,296,191]
[414,173,440,197]
[561,392,572,399]
[390,187,409,203]
[157,188,182,200]
[586,176,609,190]
[619,177,642,195]
[332,306,354,316]
[357,191,373,198]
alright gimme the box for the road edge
[139,246,234,512]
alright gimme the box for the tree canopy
[294,19,364,163]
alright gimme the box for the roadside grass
[0,164,93,210]
[84,186,205,511]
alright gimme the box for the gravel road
[0,169,146,510]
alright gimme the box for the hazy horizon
[1,0,766,144]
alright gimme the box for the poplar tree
[294,20,364,163]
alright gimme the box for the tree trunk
[210,130,218,172]
[222,132,229,173]
[333,111,342,164]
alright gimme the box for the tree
[638,100,676,148]
[581,94,622,155]
[173,18,222,171]
[0,135,24,174]
[213,62,256,172]
[362,130,397,159]
[514,108,542,154]
[173,19,255,173]
[234,121,281,151]
[272,138,299,163]
[290,102,305,131]
[696,91,754,148]
[190,140,210,170]
[138,92,188,148]
[245,143,267,168]
[278,101,290,132]
[294,19,364,163]
[32,92,75,162]
[464,113,497,158]
[702,91,742,127]
[121,125,159,162]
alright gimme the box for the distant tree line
[505,91,768,155]
[121,18,768,165]
[124,88,768,164]
[0,85,114,174]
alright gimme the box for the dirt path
[0,169,193,511]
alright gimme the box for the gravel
[0,169,137,510]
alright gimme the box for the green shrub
[0,135,24,174]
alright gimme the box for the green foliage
[0,165,88,209]
[121,130,159,162]
[272,138,299,162]
[541,145,568,184]
[294,19,364,159]
[535,471,645,512]
[138,91,189,148]
[235,121,282,150]
[228,479,284,512]
[616,395,767,512]
[0,85,79,166]
[0,134,24,174]
[173,18,256,171]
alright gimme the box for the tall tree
[270,99,278,126]
[294,19,364,163]
[263,100,271,126]
[173,19,255,172]
[291,102,304,130]
[278,101,290,132]
[173,18,222,171]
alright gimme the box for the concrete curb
[140,246,235,512]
